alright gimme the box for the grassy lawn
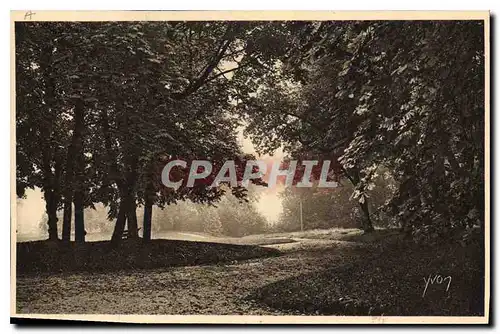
[261,227,402,243]
[246,229,485,316]
[16,238,280,275]
[16,227,485,316]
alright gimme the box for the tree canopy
[16,20,485,243]
[238,20,485,237]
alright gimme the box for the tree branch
[205,61,253,83]
[172,25,238,100]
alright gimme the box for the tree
[277,168,396,231]
[16,21,282,243]
[132,22,296,242]
[16,22,73,240]
[237,20,484,236]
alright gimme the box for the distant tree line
[276,168,397,232]
[34,186,268,239]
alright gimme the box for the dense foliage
[16,21,291,242]
[238,21,485,237]
[16,20,485,242]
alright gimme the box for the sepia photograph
[11,11,490,324]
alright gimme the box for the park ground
[16,228,485,316]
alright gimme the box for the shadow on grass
[246,234,485,316]
[16,238,281,276]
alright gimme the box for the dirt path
[16,239,369,315]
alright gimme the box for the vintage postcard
[11,10,490,324]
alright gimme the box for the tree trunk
[359,197,374,233]
[111,200,128,243]
[45,190,59,241]
[62,99,85,242]
[126,203,139,239]
[123,154,139,239]
[72,99,86,243]
[142,176,155,242]
[143,199,153,242]
[342,167,375,233]
[62,199,72,242]
[39,44,60,242]
[101,109,126,244]
[43,154,62,242]
[74,191,85,243]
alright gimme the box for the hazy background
[16,129,286,241]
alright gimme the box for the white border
[3,2,496,333]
